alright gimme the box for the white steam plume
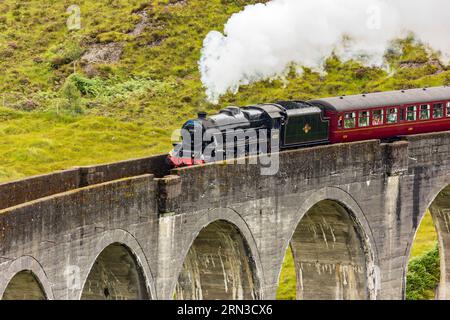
[199,0,450,104]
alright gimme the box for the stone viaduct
[1,131,450,300]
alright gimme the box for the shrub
[70,74,102,96]
[59,75,83,114]
[406,244,440,300]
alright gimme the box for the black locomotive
[167,101,330,167]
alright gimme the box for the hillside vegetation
[0,0,446,299]
[1,0,449,180]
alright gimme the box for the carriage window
[359,111,369,127]
[372,110,383,126]
[433,103,444,119]
[387,108,398,124]
[400,108,405,121]
[447,102,450,117]
[407,106,417,121]
[344,112,356,129]
[420,104,430,120]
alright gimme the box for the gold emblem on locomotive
[303,123,312,133]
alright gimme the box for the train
[167,86,450,168]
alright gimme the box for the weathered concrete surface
[0,154,169,210]
[81,243,149,300]
[1,132,450,300]
[290,201,369,300]
[0,174,159,300]
[175,220,259,300]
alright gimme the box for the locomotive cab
[277,101,330,148]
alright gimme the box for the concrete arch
[404,175,450,300]
[78,229,155,300]
[279,187,379,300]
[0,256,54,300]
[173,208,264,300]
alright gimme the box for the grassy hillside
[410,211,438,258]
[0,0,445,299]
[1,0,449,181]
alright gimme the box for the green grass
[0,109,170,180]
[0,0,449,182]
[276,248,296,300]
[0,0,446,299]
[410,211,438,258]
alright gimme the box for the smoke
[199,0,450,104]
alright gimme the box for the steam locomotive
[167,86,450,167]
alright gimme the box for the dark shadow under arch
[175,220,259,300]
[2,270,47,300]
[284,199,370,300]
[81,243,149,300]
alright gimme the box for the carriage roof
[309,86,450,112]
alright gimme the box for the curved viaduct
[1,132,450,300]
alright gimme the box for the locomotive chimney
[198,111,207,119]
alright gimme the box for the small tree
[60,75,83,114]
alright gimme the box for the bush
[59,75,83,114]
[70,74,102,96]
[406,244,440,300]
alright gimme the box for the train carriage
[310,86,450,144]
